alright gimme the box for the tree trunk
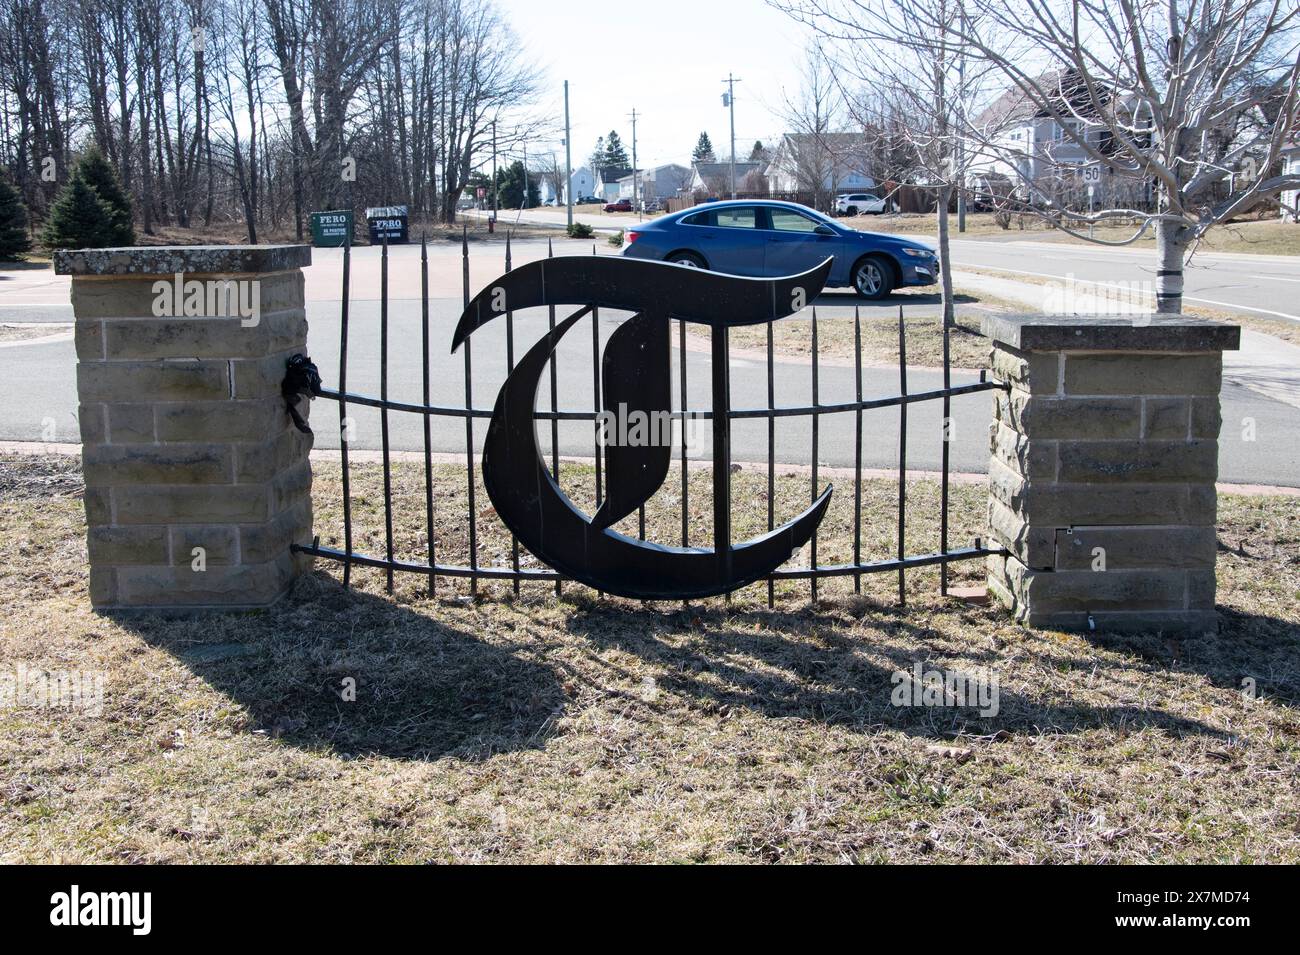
[936,184,955,327]
[1155,220,1187,314]
[441,189,459,225]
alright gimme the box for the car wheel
[845,205,858,216]
[667,251,706,269]
[853,256,894,300]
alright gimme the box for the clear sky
[497,0,816,171]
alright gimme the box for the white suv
[834,193,888,215]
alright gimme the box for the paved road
[946,237,1300,323]
[1,239,1296,485]
[469,207,1300,322]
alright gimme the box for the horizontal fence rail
[294,229,1010,604]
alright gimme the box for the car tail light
[626,230,639,244]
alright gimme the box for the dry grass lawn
[844,211,1300,256]
[0,323,71,344]
[722,310,993,369]
[2,452,1298,863]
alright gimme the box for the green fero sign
[309,210,354,247]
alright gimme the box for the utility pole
[722,73,741,199]
[956,2,967,233]
[522,140,528,209]
[629,107,640,221]
[564,80,573,228]
[491,119,498,227]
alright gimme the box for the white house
[764,133,876,195]
[594,167,633,201]
[1281,142,1300,222]
[535,165,598,205]
[634,164,696,203]
[625,163,691,203]
[689,161,763,197]
[535,174,560,206]
[965,71,1152,208]
[564,166,596,203]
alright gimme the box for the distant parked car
[603,198,633,212]
[835,193,889,216]
[621,199,937,300]
[641,198,664,213]
[576,195,602,204]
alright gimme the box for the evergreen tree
[692,132,716,163]
[0,172,31,259]
[495,160,538,209]
[748,140,769,162]
[40,170,127,250]
[603,131,630,169]
[74,146,134,243]
[588,135,605,172]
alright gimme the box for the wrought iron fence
[293,229,1009,604]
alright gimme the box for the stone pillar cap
[982,314,1240,352]
[54,245,312,276]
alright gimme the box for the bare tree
[794,0,1300,314]
[775,47,850,212]
[965,0,1298,312]
[773,1,1010,325]
[0,0,546,238]
[433,0,544,223]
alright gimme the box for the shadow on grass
[1076,607,1300,709]
[560,598,1231,741]
[110,572,566,762]
[811,290,984,309]
[0,260,52,274]
[109,571,1277,761]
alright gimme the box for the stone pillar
[983,315,1240,632]
[56,246,314,609]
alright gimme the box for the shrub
[76,146,134,236]
[0,172,30,259]
[608,229,625,248]
[41,171,127,250]
[567,222,594,239]
[42,147,135,249]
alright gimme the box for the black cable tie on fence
[282,354,323,435]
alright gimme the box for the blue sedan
[621,199,938,299]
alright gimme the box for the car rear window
[681,211,711,225]
[714,207,758,229]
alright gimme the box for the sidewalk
[951,235,1300,266]
[953,269,1300,411]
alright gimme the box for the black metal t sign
[452,255,833,600]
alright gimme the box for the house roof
[692,161,762,179]
[973,69,1108,129]
[611,165,689,185]
[778,132,870,149]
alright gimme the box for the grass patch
[722,311,992,368]
[0,323,70,344]
[845,211,1300,255]
[1,453,1297,863]
[956,265,1300,348]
